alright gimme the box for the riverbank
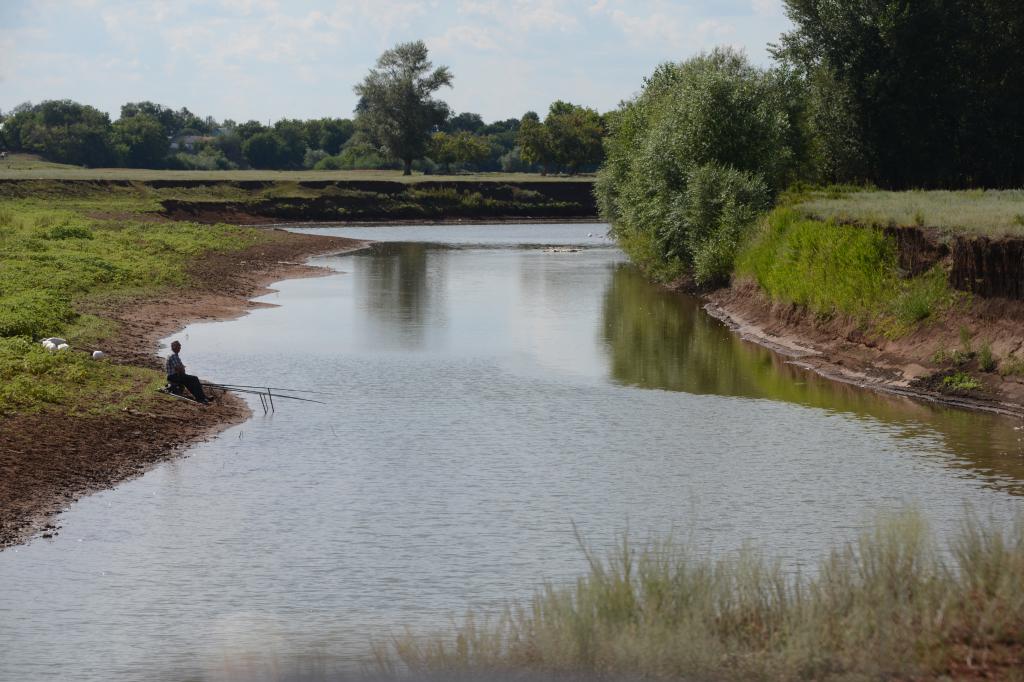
[690,192,1024,419]
[0,176,598,224]
[0,226,366,547]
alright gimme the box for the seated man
[166,340,209,404]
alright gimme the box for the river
[1,223,1021,681]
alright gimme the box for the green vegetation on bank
[791,188,1024,239]
[0,195,263,414]
[734,208,955,336]
[596,0,1024,297]
[380,511,1024,681]
[0,154,589,182]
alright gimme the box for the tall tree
[518,111,556,175]
[3,100,115,166]
[354,40,453,175]
[776,0,1024,188]
[112,113,169,168]
[544,101,605,174]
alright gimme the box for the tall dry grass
[376,511,1024,681]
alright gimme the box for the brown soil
[706,280,1024,418]
[0,228,368,548]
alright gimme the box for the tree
[354,40,453,175]
[112,113,169,168]
[242,131,288,169]
[544,101,605,174]
[3,100,115,166]
[445,112,484,134]
[518,111,556,175]
[776,0,1024,188]
[429,131,491,172]
[273,119,308,168]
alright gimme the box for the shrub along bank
[596,49,800,286]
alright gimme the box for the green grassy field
[0,153,588,183]
[0,193,264,414]
[792,187,1024,238]
[380,510,1024,681]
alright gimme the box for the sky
[0,0,794,124]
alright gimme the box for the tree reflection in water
[356,242,447,348]
[601,262,1024,494]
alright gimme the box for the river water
[2,223,1022,681]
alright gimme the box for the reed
[377,511,1024,680]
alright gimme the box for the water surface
[2,223,1022,681]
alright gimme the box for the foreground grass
[734,208,956,336]
[0,153,587,183]
[0,196,264,413]
[378,511,1024,681]
[793,187,1024,238]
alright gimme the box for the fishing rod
[203,381,333,396]
[200,382,326,415]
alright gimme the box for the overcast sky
[0,0,793,124]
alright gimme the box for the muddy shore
[0,229,368,548]
[705,280,1024,419]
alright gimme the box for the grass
[0,195,264,414]
[733,208,956,336]
[792,187,1024,238]
[0,336,161,414]
[942,371,983,391]
[0,153,589,183]
[377,511,1024,681]
[999,354,1024,377]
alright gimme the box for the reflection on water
[359,243,444,347]
[1,223,1022,682]
[602,262,1024,494]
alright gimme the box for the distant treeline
[0,99,605,175]
[598,0,1024,285]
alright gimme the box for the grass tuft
[999,354,1024,377]
[378,511,1024,681]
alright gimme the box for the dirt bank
[159,180,598,224]
[0,229,368,548]
[706,280,1024,418]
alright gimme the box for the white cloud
[457,0,577,33]
[429,25,499,52]
[752,0,782,17]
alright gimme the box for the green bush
[596,48,800,282]
[943,371,982,391]
[671,163,769,284]
[43,224,93,240]
[0,291,76,338]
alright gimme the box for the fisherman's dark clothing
[166,352,208,403]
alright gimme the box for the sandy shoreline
[0,229,369,548]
